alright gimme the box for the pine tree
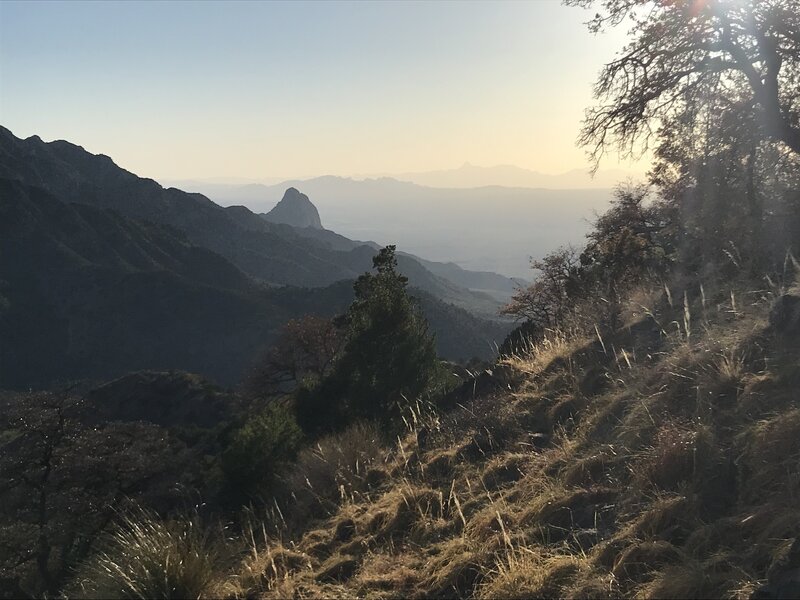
[295,246,441,434]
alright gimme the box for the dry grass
[611,540,682,584]
[738,409,800,503]
[188,280,800,600]
[480,453,529,491]
[230,544,312,598]
[70,508,227,600]
[635,422,717,492]
[561,450,617,487]
[478,548,585,599]
[279,421,390,520]
[639,557,756,599]
[367,485,446,543]
[353,552,420,596]
[627,494,696,544]
[416,537,494,598]
[500,329,587,381]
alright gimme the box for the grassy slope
[217,277,800,599]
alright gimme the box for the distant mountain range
[368,162,643,189]
[0,127,513,389]
[165,162,642,191]
[166,176,616,279]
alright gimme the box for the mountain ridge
[0,126,506,316]
[171,174,614,278]
[0,129,514,388]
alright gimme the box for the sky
[0,0,643,181]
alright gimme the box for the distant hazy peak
[263,187,323,229]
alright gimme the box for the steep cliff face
[263,187,323,229]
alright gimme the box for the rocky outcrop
[263,187,323,229]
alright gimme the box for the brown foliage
[243,315,343,402]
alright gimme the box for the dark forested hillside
[0,177,276,388]
[0,177,507,389]
[0,126,508,317]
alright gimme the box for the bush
[221,403,303,499]
[70,509,224,599]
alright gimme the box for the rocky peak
[263,187,323,229]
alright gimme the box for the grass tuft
[70,508,225,600]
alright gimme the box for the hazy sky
[0,1,641,181]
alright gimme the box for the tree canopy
[567,0,800,165]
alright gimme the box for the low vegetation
[204,271,798,599]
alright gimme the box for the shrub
[70,509,224,599]
[221,403,303,499]
[242,315,343,403]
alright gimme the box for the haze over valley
[166,175,616,279]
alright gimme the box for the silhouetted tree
[294,246,442,435]
[659,82,800,267]
[0,391,201,597]
[502,246,584,328]
[504,187,674,338]
[581,185,673,291]
[566,0,800,164]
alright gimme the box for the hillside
[168,175,614,279]
[211,277,800,599]
[4,1,800,599]
[0,178,508,389]
[0,126,508,316]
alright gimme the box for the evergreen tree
[295,246,442,434]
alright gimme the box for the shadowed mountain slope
[0,177,508,389]
[0,126,507,317]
